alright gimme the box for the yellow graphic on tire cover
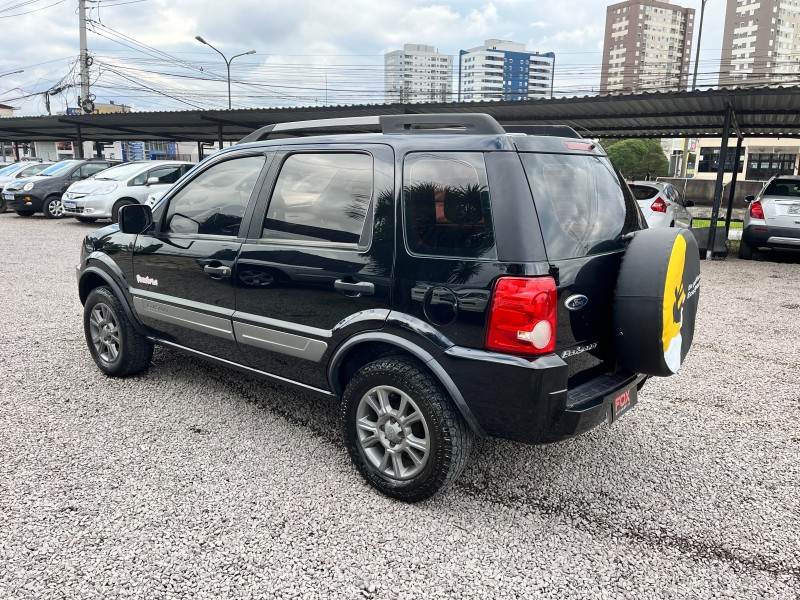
[662,235,687,373]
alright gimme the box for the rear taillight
[750,200,765,220]
[486,277,557,356]
[651,196,668,213]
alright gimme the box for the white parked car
[62,160,194,223]
[739,175,800,259]
[629,181,694,229]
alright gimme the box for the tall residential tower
[600,0,695,94]
[719,0,800,87]
[384,44,453,104]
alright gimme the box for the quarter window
[403,152,496,259]
[164,154,265,236]
[262,153,373,246]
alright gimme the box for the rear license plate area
[607,383,638,424]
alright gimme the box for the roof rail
[504,125,582,139]
[238,113,506,143]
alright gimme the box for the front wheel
[84,286,153,377]
[43,196,65,219]
[341,357,473,502]
[0,198,6,213]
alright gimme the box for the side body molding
[328,332,486,437]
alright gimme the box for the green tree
[603,138,669,180]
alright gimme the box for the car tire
[0,198,6,213]
[77,217,97,223]
[84,286,153,377]
[738,239,754,260]
[43,195,65,219]
[341,356,473,502]
[15,210,34,217]
[111,199,136,224]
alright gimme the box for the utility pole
[691,0,708,91]
[78,0,90,108]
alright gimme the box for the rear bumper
[438,346,646,445]
[743,224,800,248]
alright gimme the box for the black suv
[76,114,700,501]
[6,158,118,218]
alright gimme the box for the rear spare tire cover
[614,228,700,377]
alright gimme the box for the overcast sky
[0,0,725,115]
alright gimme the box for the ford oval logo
[565,294,589,311]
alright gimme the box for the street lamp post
[194,36,256,109]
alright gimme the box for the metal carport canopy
[1,85,800,142]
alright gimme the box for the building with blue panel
[458,40,555,102]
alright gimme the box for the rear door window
[520,153,638,260]
[402,152,496,259]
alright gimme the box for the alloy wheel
[88,302,120,363]
[355,385,430,480]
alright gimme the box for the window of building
[746,153,797,180]
[697,147,745,173]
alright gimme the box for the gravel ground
[0,213,798,599]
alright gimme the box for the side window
[403,152,496,259]
[262,153,373,246]
[148,166,183,185]
[79,163,109,180]
[164,154,265,237]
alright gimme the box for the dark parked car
[0,160,55,212]
[76,114,700,501]
[5,158,119,218]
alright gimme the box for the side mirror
[744,195,755,204]
[118,203,154,234]
[146,176,160,185]
[684,199,695,208]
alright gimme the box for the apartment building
[719,0,800,87]
[458,39,555,102]
[384,44,454,104]
[600,0,695,93]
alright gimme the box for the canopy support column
[75,125,84,159]
[707,103,732,260]
[724,135,744,237]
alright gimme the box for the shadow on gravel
[144,344,800,583]
[738,248,800,264]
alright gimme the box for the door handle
[204,265,231,278]
[335,279,374,295]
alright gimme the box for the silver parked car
[629,181,694,229]
[0,161,54,212]
[739,175,800,259]
[62,160,194,223]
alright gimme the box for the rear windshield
[629,184,659,200]
[520,153,639,260]
[764,179,800,197]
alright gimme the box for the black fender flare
[328,331,486,436]
[79,264,146,336]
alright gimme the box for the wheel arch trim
[79,265,146,335]
[328,332,486,437]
